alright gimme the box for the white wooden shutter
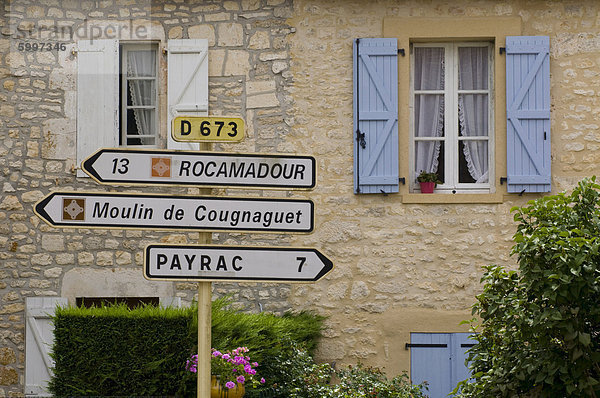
[25,297,68,396]
[76,40,119,177]
[167,39,209,150]
[353,38,399,194]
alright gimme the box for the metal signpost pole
[198,142,211,398]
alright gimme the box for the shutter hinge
[398,48,405,56]
[544,131,547,140]
[399,177,405,185]
[499,47,506,55]
[405,343,448,350]
[356,130,366,149]
[500,177,507,185]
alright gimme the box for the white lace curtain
[458,47,489,183]
[414,47,444,177]
[127,50,156,145]
[414,46,489,184]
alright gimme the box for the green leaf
[578,332,591,346]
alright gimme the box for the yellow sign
[172,116,245,142]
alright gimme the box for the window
[411,42,493,193]
[76,296,159,308]
[76,39,208,176]
[352,18,551,201]
[120,43,159,147]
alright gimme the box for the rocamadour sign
[82,148,316,190]
[34,191,314,233]
[144,245,333,282]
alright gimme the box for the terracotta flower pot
[419,181,436,193]
[211,375,245,398]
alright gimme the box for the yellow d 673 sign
[172,116,245,142]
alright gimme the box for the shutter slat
[353,38,399,194]
[360,46,398,56]
[360,176,399,184]
[506,36,551,193]
[508,175,551,184]
[361,111,396,120]
[507,110,550,119]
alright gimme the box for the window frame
[409,41,495,194]
[383,16,522,203]
[119,41,160,148]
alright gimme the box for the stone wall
[281,0,600,377]
[0,0,296,394]
[2,0,600,395]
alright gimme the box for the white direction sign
[82,148,316,190]
[34,192,313,233]
[145,245,333,282]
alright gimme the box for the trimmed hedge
[49,299,324,397]
[49,304,195,396]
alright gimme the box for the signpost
[34,191,314,233]
[144,245,333,282]
[82,148,316,190]
[34,110,329,397]
[172,116,245,142]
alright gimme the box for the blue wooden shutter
[410,333,474,398]
[506,36,551,193]
[452,333,476,393]
[353,38,399,194]
[410,333,452,398]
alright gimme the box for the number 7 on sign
[297,257,307,272]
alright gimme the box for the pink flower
[225,381,236,389]
[222,354,230,360]
[236,375,245,384]
[260,378,266,384]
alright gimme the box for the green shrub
[49,299,325,397]
[183,298,326,397]
[256,341,428,398]
[330,364,427,398]
[49,304,195,396]
[457,177,600,397]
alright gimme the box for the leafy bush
[50,299,325,397]
[258,341,427,398]
[457,178,600,397]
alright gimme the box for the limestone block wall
[285,0,600,378]
[1,0,600,395]
[0,0,296,394]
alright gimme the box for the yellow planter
[211,375,245,398]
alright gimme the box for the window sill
[401,192,503,204]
